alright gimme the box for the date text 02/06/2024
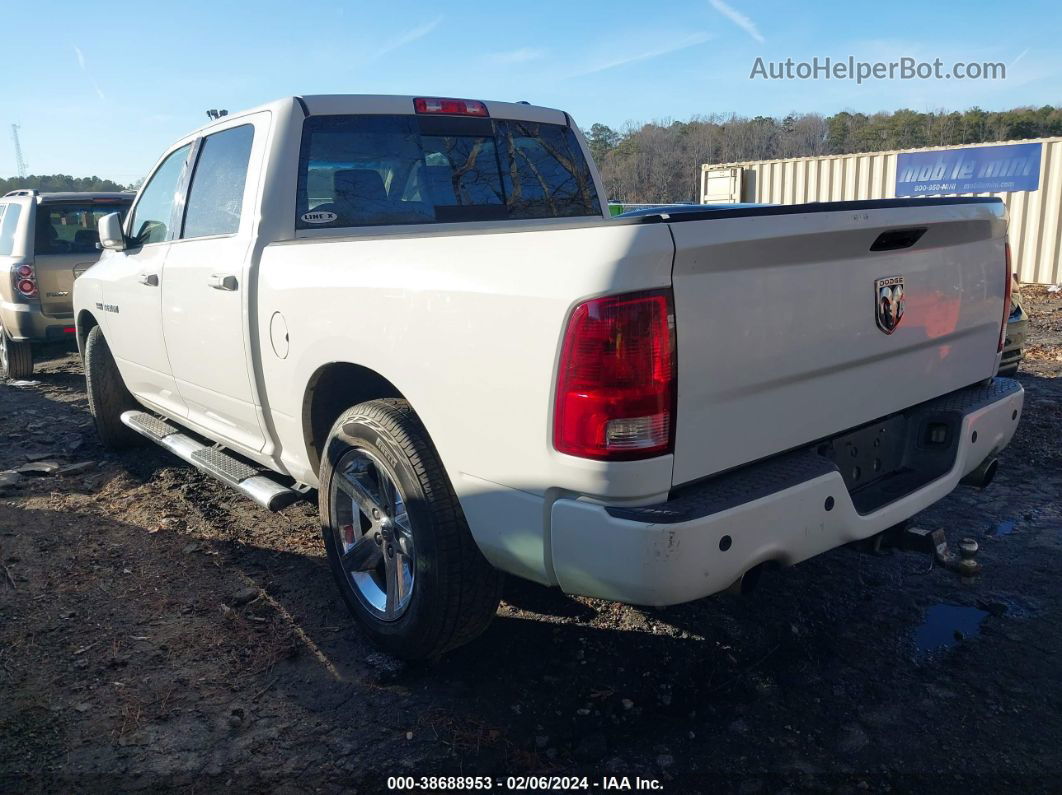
[385,775,664,790]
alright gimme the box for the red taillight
[999,242,1013,353]
[553,289,676,460]
[413,97,489,117]
[13,262,37,299]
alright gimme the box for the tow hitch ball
[903,526,982,576]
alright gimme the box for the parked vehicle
[999,273,1028,376]
[74,95,1023,659]
[0,190,132,378]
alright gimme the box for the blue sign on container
[895,142,1041,196]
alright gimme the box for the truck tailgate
[668,198,1008,486]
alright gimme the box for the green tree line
[589,104,1062,204]
[0,174,131,195]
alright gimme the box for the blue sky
[2,0,1059,182]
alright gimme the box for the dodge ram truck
[73,95,1023,659]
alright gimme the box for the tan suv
[0,190,132,377]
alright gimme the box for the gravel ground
[1,288,1060,793]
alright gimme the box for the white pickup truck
[74,95,1023,659]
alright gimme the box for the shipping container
[701,137,1062,285]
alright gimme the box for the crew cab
[73,95,1023,659]
[0,190,132,377]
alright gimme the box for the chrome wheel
[0,324,7,375]
[330,448,415,621]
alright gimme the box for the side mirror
[98,212,126,252]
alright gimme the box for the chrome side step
[121,410,300,511]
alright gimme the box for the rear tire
[319,398,503,660]
[0,321,34,379]
[84,325,142,450]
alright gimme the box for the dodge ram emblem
[875,275,905,334]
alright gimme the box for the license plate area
[818,414,908,494]
[817,407,963,514]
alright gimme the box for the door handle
[138,273,159,287]
[208,273,238,291]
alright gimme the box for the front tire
[319,399,503,660]
[0,320,34,379]
[84,325,142,450]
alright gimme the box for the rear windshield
[34,203,129,255]
[296,114,600,229]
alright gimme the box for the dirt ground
[2,288,1061,793]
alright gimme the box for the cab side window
[128,144,192,246]
[182,125,254,239]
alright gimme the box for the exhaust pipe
[961,457,998,489]
[726,562,771,595]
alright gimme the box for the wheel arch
[75,309,100,356]
[302,361,406,474]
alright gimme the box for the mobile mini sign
[895,142,1042,196]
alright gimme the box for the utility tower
[11,124,28,178]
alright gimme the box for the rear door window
[34,204,130,255]
[181,125,255,239]
[297,114,599,229]
[0,203,21,256]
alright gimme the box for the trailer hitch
[902,526,981,576]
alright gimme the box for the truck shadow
[4,441,1061,785]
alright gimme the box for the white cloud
[708,0,765,44]
[369,16,443,60]
[72,45,106,101]
[487,47,546,64]
[571,32,714,77]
